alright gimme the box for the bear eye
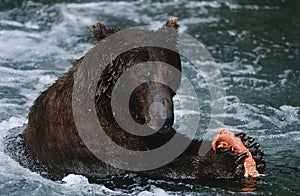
[163,69,171,78]
[164,69,172,75]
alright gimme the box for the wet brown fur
[23,18,265,179]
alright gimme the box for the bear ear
[164,17,179,29]
[90,21,108,41]
[155,17,179,47]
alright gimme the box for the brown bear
[22,18,265,180]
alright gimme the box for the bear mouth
[146,102,173,130]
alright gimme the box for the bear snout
[129,82,175,130]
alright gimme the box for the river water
[0,0,299,195]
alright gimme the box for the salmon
[212,128,261,177]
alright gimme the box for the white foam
[186,1,221,9]
[138,187,170,196]
[62,174,89,185]
[0,20,40,30]
[174,110,200,116]
[0,30,69,62]
[223,2,279,10]
[0,116,26,132]
[279,105,299,123]
[259,131,300,142]
[61,174,121,195]
[180,17,219,25]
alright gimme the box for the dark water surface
[0,0,299,195]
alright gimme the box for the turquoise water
[0,0,299,195]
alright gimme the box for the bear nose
[148,100,174,129]
[163,112,174,128]
[149,102,166,120]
